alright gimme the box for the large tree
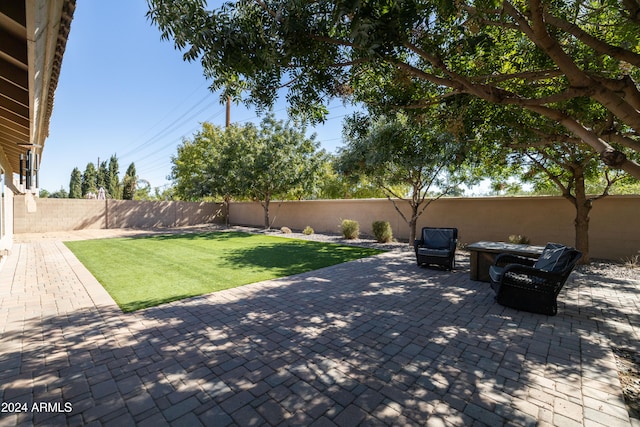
[107,155,121,199]
[459,96,638,263]
[148,0,640,179]
[171,116,324,228]
[339,112,473,243]
[81,163,98,197]
[69,167,82,199]
[122,163,138,200]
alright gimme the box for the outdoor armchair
[489,243,582,315]
[414,227,458,270]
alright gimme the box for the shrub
[372,221,393,243]
[341,219,359,239]
[508,234,530,244]
[280,226,292,234]
[303,226,314,235]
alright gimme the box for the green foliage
[338,111,474,242]
[122,163,137,200]
[97,161,108,190]
[372,221,393,243]
[81,162,97,197]
[171,115,325,227]
[508,235,530,245]
[69,167,82,198]
[107,155,121,199]
[316,155,406,199]
[303,226,314,235]
[147,0,640,178]
[341,219,360,240]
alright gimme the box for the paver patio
[0,229,638,426]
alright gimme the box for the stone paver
[0,228,638,426]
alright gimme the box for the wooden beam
[0,27,27,68]
[0,58,28,89]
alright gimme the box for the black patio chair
[489,243,582,315]
[414,227,458,270]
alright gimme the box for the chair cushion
[534,243,572,272]
[489,265,504,283]
[418,248,450,258]
[422,229,455,250]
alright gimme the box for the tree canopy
[170,115,325,227]
[148,0,640,178]
[339,112,473,242]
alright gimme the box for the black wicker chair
[414,227,458,270]
[489,243,582,315]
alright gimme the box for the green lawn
[65,231,383,312]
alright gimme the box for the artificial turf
[64,231,383,312]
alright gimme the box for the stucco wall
[0,186,13,256]
[230,196,640,261]
[11,195,639,260]
[13,197,222,233]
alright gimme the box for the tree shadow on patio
[0,251,635,425]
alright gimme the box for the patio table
[467,241,545,282]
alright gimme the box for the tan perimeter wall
[229,196,640,261]
[13,196,223,233]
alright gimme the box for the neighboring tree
[502,138,633,264]
[171,116,324,228]
[122,163,138,200]
[69,167,82,198]
[462,98,639,263]
[338,112,473,243]
[148,1,640,179]
[133,179,153,200]
[107,155,121,199]
[316,156,400,199]
[81,162,98,197]
[247,116,324,227]
[96,161,109,191]
[50,188,69,199]
[170,123,225,201]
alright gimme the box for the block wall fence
[229,196,640,260]
[13,196,223,232]
[12,195,640,261]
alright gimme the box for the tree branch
[543,12,640,67]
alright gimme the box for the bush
[508,234,530,244]
[341,219,359,240]
[303,226,314,235]
[372,221,393,243]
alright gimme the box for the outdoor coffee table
[467,241,545,282]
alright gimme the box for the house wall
[230,196,640,261]
[0,183,13,257]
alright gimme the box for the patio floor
[0,229,638,426]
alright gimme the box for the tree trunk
[223,195,231,227]
[408,205,419,245]
[409,217,417,245]
[570,169,591,264]
[574,203,591,264]
[262,196,271,229]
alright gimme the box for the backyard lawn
[65,231,383,312]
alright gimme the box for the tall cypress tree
[122,163,137,200]
[69,167,82,198]
[96,161,108,191]
[81,163,98,197]
[107,155,121,199]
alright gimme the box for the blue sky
[43,1,352,193]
